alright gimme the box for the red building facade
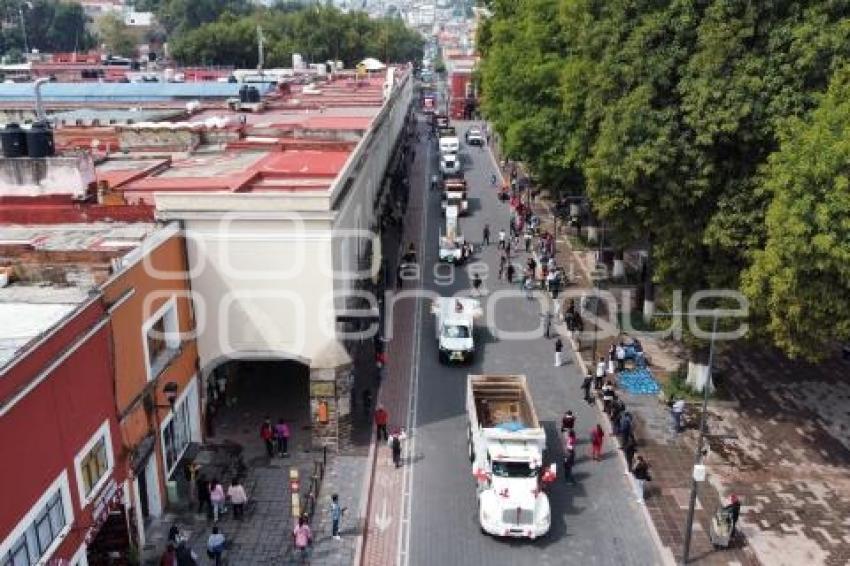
[0,295,129,565]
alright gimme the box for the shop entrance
[207,359,311,464]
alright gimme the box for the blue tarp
[619,368,660,395]
[496,421,525,432]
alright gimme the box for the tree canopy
[478,0,850,360]
[0,0,95,56]
[169,5,424,68]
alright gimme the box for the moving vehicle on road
[438,126,460,155]
[440,152,461,176]
[431,297,481,363]
[465,127,485,146]
[467,374,552,539]
[439,205,465,264]
[440,175,468,215]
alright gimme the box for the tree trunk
[642,235,654,322]
[612,249,625,279]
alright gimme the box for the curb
[352,424,378,566]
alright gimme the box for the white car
[466,128,485,146]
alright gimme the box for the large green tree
[169,5,423,67]
[0,0,94,55]
[743,67,850,360]
[478,0,850,359]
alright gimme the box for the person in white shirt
[616,344,626,371]
[595,357,606,389]
[671,398,686,432]
[227,479,247,520]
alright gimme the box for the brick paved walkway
[521,173,850,565]
[359,114,431,566]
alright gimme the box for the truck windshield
[444,324,470,338]
[491,461,538,478]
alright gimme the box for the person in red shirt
[590,424,605,462]
[260,417,274,457]
[374,404,388,441]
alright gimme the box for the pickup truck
[467,374,552,539]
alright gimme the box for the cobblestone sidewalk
[520,172,850,566]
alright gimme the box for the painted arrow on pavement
[374,498,392,532]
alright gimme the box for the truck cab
[432,298,481,363]
[441,176,469,215]
[440,152,461,176]
[467,375,552,540]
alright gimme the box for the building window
[74,420,114,507]
[143,298,180,381]
[0,481,70,566]
[161,392,191,476]
[79,438,108,499]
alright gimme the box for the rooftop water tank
[25,121,55,158]
[1,122,27,158]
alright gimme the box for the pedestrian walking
[196,475,211,518]
[618,411,633,447]
[524,276,534,299]
[227,479,247,520]
[329,494,346,540]
[209,479,225,522]
[671,398,685,432]
[206,526,226,565]
[524,231,532,252]
[160,543,177,566]
[632,455,651,504]
[623,432,637,473]
[506,263,515,283]
[554,338,563,367]
[590,424,605,461]
[581,374,593,404]
[175,541,198,566]
[374,404,389,441]
[498,229,506,250]
[483,224,491,246]
[561,410,576,432]
[260,418,274,458]
[472,273,483,296]
[563,429,577,484]
[275,418,290,457]
[362,389,372,420]
[292,516,313,565]
[602,381,615,415]
[616,342,626,371]
[595,357,606,390]
[390,430,403,468]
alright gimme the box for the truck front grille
[502,507,533,526]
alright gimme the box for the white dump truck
[439,204,465,263]
[431,297,482,363]
[467,374,553,539]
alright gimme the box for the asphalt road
[403,118,662,566]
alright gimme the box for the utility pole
[257,25,265,78]
[640,309,720,564]
[18,1,29,56]
[680,311,719,564]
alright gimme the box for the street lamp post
[590,221,604,363]
[642,309,720,564]
[680,311,719,565]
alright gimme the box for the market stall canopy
[359,58,387,71]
